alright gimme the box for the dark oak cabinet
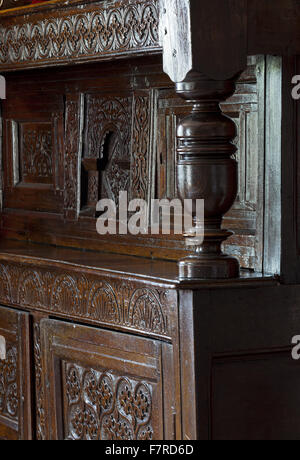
[1,0,300,441]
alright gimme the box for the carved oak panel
[0,0,160,72]
[19,122,53,185]
[0,261,176,340]
[82,94,133,211]
[64,94,82,219]
[41,319,171,440]
[63,362,154,440]
[0,306,32,440]
[81,91,152,214]
[3,89,65,213]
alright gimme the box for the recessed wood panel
[3,88,64,213]
[211,350,300,440]
[41,319,174,440]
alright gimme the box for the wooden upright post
[160,0,247,279]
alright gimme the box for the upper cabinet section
[0,0,160,72]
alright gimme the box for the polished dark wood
[175,74,240,279]
[0,0,300,442]
[0,306,32,440]
[0,57,265,270]
[181,285,300,440]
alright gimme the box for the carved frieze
[64,362,153,440]
[0,262,174,339]
[0,0,160,71]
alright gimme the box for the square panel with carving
[19,122,54,185]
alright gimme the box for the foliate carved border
[64,96,82,218]
[0,262,175,339]
[33,322,46,441]
[0,0,160,71]
[131,94,151,201]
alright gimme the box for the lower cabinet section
[40,319,173,440]
[0,304,176,440]
[0,306,32,440]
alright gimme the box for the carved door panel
[41,319,170,440]
[0,306,32,440]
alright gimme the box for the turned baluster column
[176,73,240,279]
[160,0,247,279]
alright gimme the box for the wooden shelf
[0,239,277,289]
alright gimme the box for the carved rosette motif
[64,363,153,440]
[0,263,173,339]
[0,345,18,421]
[33,323,46,441]
[0,1,159,70]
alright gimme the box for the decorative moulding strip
[0,0,160,72]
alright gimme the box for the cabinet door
[0,306,32,440]
[41,319,169,440]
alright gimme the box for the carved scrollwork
[0,1,159,71]
[0,345,18,421]
[64,362,153,441]
[34,322,46,441]
[69,402,99,441]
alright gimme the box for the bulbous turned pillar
[176,73,240,279]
